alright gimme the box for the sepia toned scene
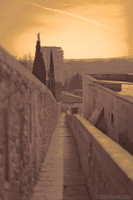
[1,0,133,200]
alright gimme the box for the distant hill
[62,58,133,84]
[63,57,133,63]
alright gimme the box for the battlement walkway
[30,113,89,200]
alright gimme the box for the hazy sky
[0,0,132,59]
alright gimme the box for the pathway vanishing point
[30,113,90,200]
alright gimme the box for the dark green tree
[48,50,55,97]
[32,34,46,85]
[69,73,82,90]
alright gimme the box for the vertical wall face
[67,114,133,200]
[0,47,60,200]
[83,75,133,155]
[41,46,63,101]
[83,75,96,119]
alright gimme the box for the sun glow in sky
[0,0,132,59]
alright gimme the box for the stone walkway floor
[30,113,89,200]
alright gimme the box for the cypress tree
[48,50,55,97]
[32,34,46,85]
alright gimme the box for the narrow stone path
[30,113,89,200]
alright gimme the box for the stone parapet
[67,114,133,200]
[0,46,60,200]
[83,74,133,155]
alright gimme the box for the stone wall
[67,114,133,200]
[0,46,60,200]
[90,73,133,83]
[83,74,133,155]
[90,74,127,81]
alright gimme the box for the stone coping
[86,74,124,85]
[73,114,133,182]
[62,91,82,100]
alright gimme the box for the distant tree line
[63,73,82,91]
[16,54,33,72]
